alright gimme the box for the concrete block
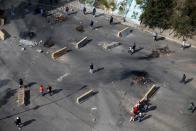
[75,37,88,49]
[76,89,94,104]
[18,88,25,106]
[118,27,132,37]
[141,85,159,101]
[52,47,68,60]
[102,42,120,50]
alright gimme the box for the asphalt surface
[0,1,196,131]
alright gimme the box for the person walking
[92,7,96,17]
[15,117,22,130]
[128,43,136,55]
[188,102,196,113]
[19,78,23,88]
[180,74,186,83]
[83,7,86,15]
[90,20,94,29]
[47,85,52,96]
[132,43,136,53]
[40,85,45,96]
[138,112,143,122]
[153,32,157,41]
[109,16,113,25]
[89,63,94,74]
[65,6,69,14]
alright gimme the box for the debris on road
[44,39,55,48]
[75,25,84,32]
[131,76,154,86]
[102,42,121,50]
[19,39,38,47]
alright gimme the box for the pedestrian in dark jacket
[83,7,86,15]
[180,74,186,83]
[92,7,96,17]
[19,78,23,88]
[90,20,94,29]
[47,85,52,96]
[110,16,113,24]
[65,6,69,14]
[89,63,94,74]
[15,117,22,130]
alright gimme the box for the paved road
[0,1,196,131]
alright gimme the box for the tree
[171,0,196,38]
[140,0,174,30]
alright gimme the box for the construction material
[17,87,30,106]
[75,37,88,49]
[141,85,159,101]
[76,89,95,104]
[17,88,25,106]
[118,27,132,37]
[52,47,68,60]
[102,42,121,50]
[0,29,5,40]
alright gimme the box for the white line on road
[57,73,70,82]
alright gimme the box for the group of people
[130,100,148,122]
[39,85,53,96]
[82,6,114,29]
[18,78,53,96]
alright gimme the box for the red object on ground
[40,85,44,93]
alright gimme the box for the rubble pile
[131,76,154,86]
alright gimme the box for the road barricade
[118,27,132,37]
[76,89,95,104]
[52,47,68,60]
[75,36,88,49]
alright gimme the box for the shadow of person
[94,67,104,73]
[26,82,37,88]
[184,78,194,84]
[23,119,36,127]
[147,105,157,112]
[156,37,165,41]
[52,89,63,95]
[141,114,151,122]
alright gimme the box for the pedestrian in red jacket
[40,85,44,96]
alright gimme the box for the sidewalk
[66,1,196,49]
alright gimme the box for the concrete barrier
[76,89,94,104]
[0,29,5,40]
[141,85,159,101]
[75,37,88,49]
[18,88,25,106]
[118,27,132,37]
[102,42,120,50]
[52,47,68,60]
